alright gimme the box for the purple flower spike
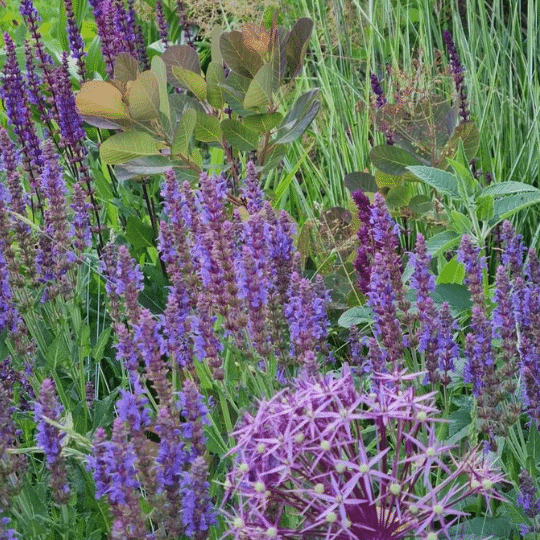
[370,72,387,109]
[223,368,505,540]
[35,379,70,504]
[443,30,470,123]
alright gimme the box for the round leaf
[76,80,130,120]
[100,131,160,165]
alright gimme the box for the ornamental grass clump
[222,368,505,540]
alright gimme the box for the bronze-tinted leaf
[75,80,130,120]
[270,26,289,91]
[285,18,313,81]
[162,44,201,87]
[220,30,263,79]
[114,53,140,82]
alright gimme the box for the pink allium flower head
[222,368,505,540]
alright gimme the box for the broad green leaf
[449,210,472,234]
[126,70,160,121]
[408,194,433,214]
[220,30,263,78]
[475,194,495,221]
[76,80,130,120]
[285,18,313,80]
[243,112,283,132]
[206,61,226,109]
[407,166,461,199]
[114,53,140,82]
[385,183,413,207]
[244,63,273,110]
[172,108,196,156]
[172,65,207,102]
[492,191,540,221]
[125,216,154,249]
[436,257,464,285]
[274,89,320,144]
[221,119,258,151]
[344,171,378,193]
[432,283,471,312]
[194,113,222,143]
[162,44,201,87]
[338,306,374,328]
[369,145,422,176]
[100,131,160,164]
[426,230,461,255]
[482,181,540,196]
[151,55,170,120]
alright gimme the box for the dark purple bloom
[443,30,469,123]
[438,302,458,385]
[370,72,387,109]
[62,0,86,78]
[366,252,404,371]
[156,0,169,45]
[352,190,374,294]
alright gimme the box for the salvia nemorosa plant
[352,191,536,439]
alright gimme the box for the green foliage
[76,18,319,185]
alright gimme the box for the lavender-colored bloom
[443,30,469,123]
[1,34,43,188]
[284,272,330,368]
[20,1,54,71]
[410,234,440,383]
[55,54,87,150]
[0,249,20,335]
[34,379,70,504]
[177,379,211,456]
[223,368,505,540]
[517,470,540,520]
[181,456,217,536]
[457,236,493,394]
[438,302,458,385]
[500,220,525,276]
[242,160,264,213]
[70,182,92,253]
[88,420,147,537]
